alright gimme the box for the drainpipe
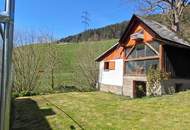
[0,0,15,130]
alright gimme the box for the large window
[125,42,160,76]
[126,59,159,75]
[128,43,157,59]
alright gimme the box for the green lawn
[13,91,190,130]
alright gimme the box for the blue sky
[14,0,138,39]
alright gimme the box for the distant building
[96,15,190,98]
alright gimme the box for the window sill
[124,74,146,77]
[104,69,115,72]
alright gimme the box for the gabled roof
[120,15,190,47]
[96,14,190,62]
[135,15,190,47]
[95,42,119,62]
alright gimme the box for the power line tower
[81,11,90,31]
[0,0,15,130]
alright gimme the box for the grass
[34,39,118,92]
[13,91,190,130]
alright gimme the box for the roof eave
[119,14,138,43]
[95,42,119,62]
[155,38,190,49]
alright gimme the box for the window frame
[124,42,160,76]
[104,62,109,70]
[125,59,159,76]
[127,42,159,60]
[104,61,115,71]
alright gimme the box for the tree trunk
[51,69,54,90]
[171,11,180,32]
[171,21,180,32]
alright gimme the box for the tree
[12,31,44,94]
[46,37,60,90]
[34,32,60,90]
[73,44,99,91]
[130,0,190,32]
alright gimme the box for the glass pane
[126,61,135,74]
[145,59,159,71]
[145,45,157,57]
[126,59,159,75]
[136,44,145,58]
[128,43,158,59]
[150,41,160,52]
[126,61,146,75]
[128,43,145,59]
[104,62,109,70]
[128,48,136,59]
[125,47,131,56]
[136,60,145,74]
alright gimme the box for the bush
[147,68,170,96]
[55,85,80,92]
[12,91,39,98]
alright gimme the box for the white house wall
[99,59,123,86]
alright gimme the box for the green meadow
[13,91,190,130]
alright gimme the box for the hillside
[59,21,128,43]
[33,39,118,92]
[59,7,190,43]
[13,91,190,130]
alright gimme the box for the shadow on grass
[12,98,55,130]
[55,85,96,93]
[55,85,81,92]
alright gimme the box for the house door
[133,81,146,98]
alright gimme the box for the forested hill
[59,21,129,43]
[59,8,190,43]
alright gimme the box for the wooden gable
[124,22,155,47]
[96,15,158,62]
[104,45,124,61]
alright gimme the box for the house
[96,15,190,98]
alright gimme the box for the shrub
[12,91,39,98]
[147,68,170,96]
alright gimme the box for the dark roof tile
[137,16,190,47]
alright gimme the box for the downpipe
[0,0,15,130]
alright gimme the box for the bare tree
[129,0,190,32]
[45,34,60,90]
[13,30,61,93]
[12,31,44,93]
[73,44,99,91]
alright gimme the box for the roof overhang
[155,38,190,50]
[95,42,119,62]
